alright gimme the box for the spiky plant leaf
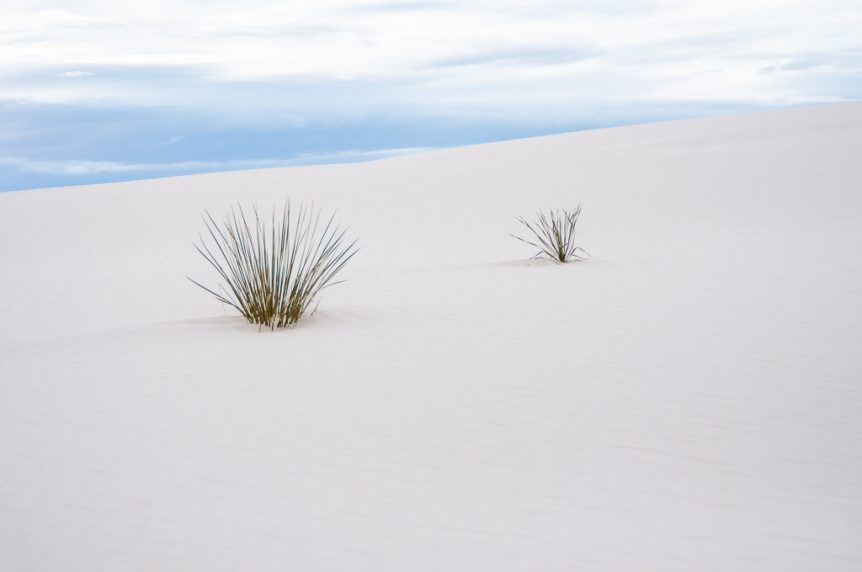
[511,204,590,263]
[189,202,358,330]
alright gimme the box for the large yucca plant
[511,204,590,263]
[189,202,358,330]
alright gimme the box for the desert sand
[2,102,861,571]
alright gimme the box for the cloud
[0,147,427,176]
[760,51,862,73]
[1,1,859,98]
[0,145,434,191]
[346,1,451,13]
[432,46,599,69]
[56,70,94,78]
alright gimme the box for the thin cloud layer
[2,1,860,101]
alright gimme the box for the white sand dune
[1,102,861,571]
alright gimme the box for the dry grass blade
[188,202,358,330]
[511,204,590,263]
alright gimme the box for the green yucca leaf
[189,202,358,330]
[511,204,590,263]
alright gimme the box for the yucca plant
[189,202,358,330]
[511,204,590,263]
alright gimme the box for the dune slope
[2,102,862,571]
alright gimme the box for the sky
[1,0,860,191]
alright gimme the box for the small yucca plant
[511,204,590,263]
[189,202,358,330]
